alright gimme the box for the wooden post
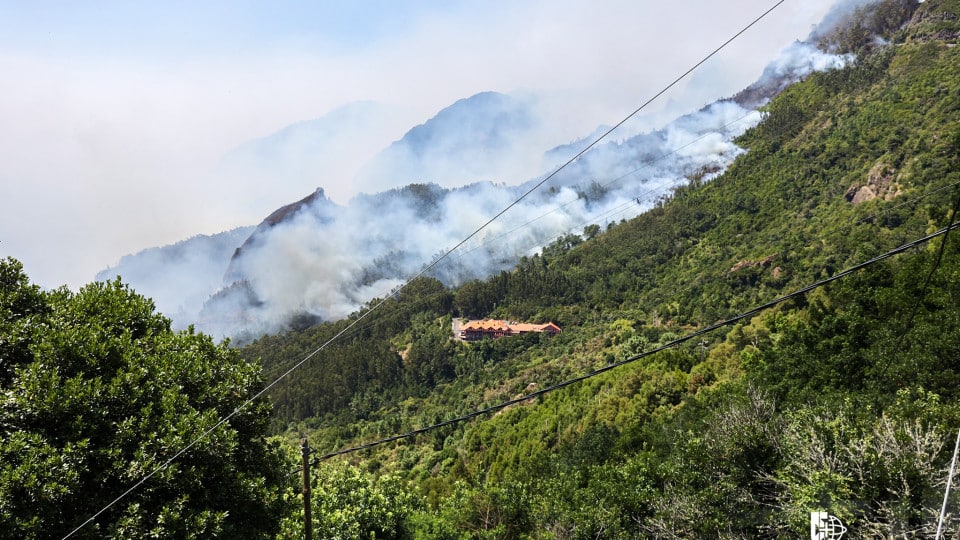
[301,438,313,540]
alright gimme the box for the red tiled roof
[461,319,511,331]
[460,319,561,336]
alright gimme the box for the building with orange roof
[459,319,561,341]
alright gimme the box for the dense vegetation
[3,0,960,537]
[0,259,289,538]
[239,0,960,537]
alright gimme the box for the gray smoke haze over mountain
[95,227,255,327]
[196,122,743,339]
[217,101,417,204]
[196,32,857,340]
[2,0,847,292]
[89,0,877,341]
[352,91,569,196]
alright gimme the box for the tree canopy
[0,258,288,539]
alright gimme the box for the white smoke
[120,36,857,342]
[765,41,855,80]
[96,226,254,328]
[197,96,769,340]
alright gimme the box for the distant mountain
[109,3,874,342]
[218,101,411,203]
[352,91,551,194]
[200,100,805,340]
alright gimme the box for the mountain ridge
[101,0,881,343]
[200,44,850,341]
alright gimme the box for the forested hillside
[239,0,960,536]
[4,0,960,538]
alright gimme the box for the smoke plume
[110,30,858,342]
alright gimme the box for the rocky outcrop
[730,254,777,273]
[905,0,960,44]
[845,161,901,204]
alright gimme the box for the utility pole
[301,438,313,540]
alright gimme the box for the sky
[0,0,841,291]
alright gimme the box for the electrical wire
[935,428,960,540]
[61,3,789,536]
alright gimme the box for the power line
[311,222,960,463]
[61,3,789,537]
[936,428,960,540]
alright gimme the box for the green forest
[3,0,960,537]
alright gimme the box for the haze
[0,0,839,290]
